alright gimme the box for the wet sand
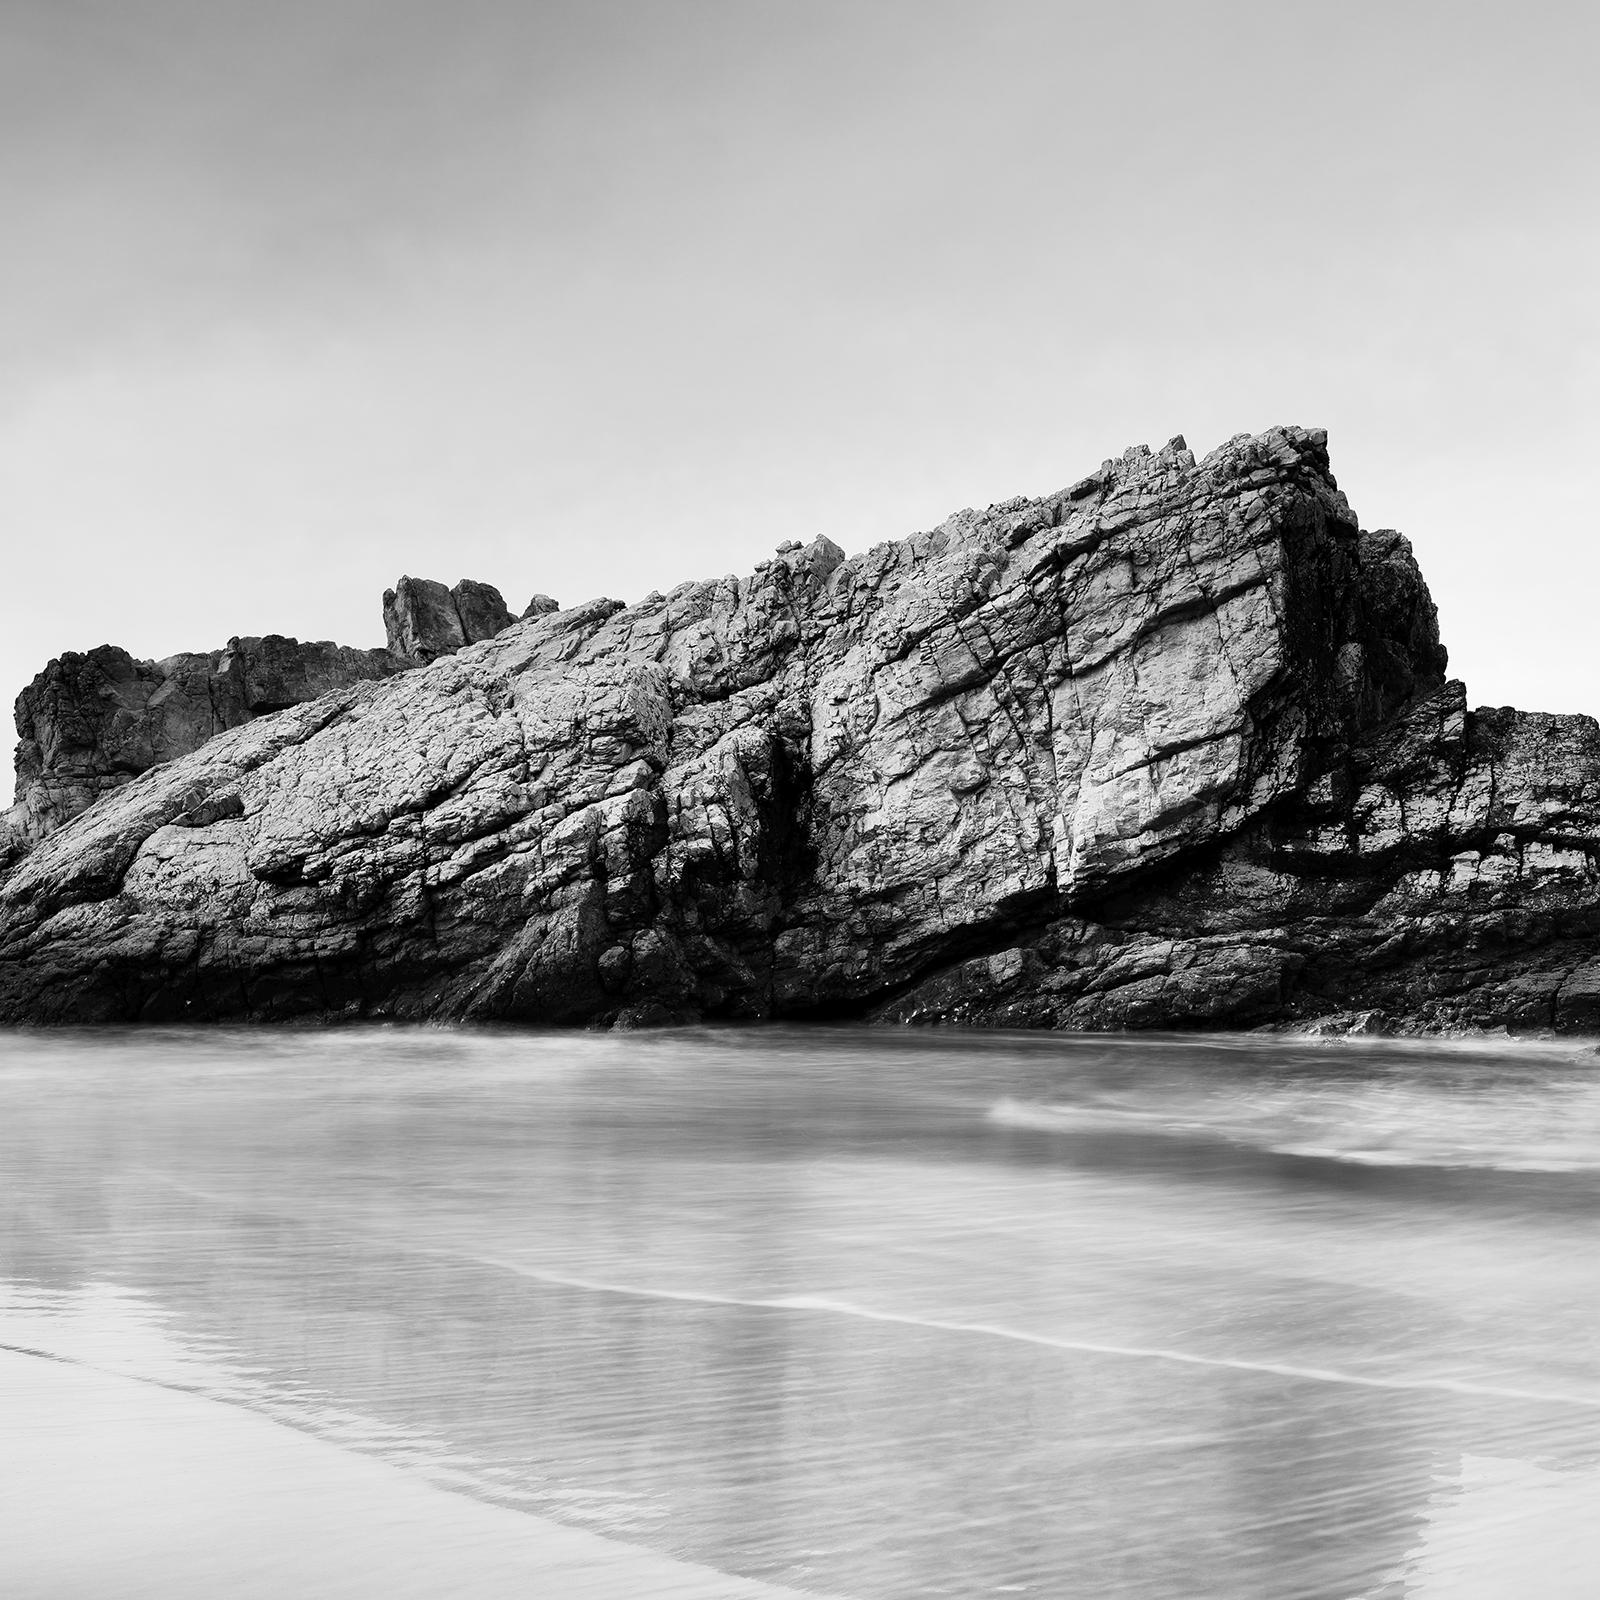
[0,1348,822,1600]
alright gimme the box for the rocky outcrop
[875,678,1600,1034]
[2,427,1597,1034]
[382,577,521,664]
[2,579,535,861]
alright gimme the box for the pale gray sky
[3,0,1596,793]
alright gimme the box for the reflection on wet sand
[1393,1454,1600,1599]
[0,1341,824,1600]
[1,1026,1597,1598]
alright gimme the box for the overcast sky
[3,0,1596,796]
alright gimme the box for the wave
[1267,1143,1592,1173]
[21,1179,1600,1431]
[986,1097,1600,1175]
[447,1252,1600,1413]
[986,1096,1174,1132]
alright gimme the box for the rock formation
[1,580,526,860]
[382,577,519,663]
[2,428,1597,1034]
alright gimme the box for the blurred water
[1,1025,1598,1598]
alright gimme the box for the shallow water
[2,1025,1598,1598]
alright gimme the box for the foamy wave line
[989,1098,1599,1174]
[1269,1143,1593,1173]
[987,1097,1172,1131]
[458,1253,1600,1413]
[129,1172,1600,1411]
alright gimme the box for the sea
[1,1024,1597,1599]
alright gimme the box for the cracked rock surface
[2,578,531,859]
[2,427,1595,1034]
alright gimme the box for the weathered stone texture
[3,578,529,862]
[1,638,401,857]
[1,427,1595,1034]
[880,681,1600,1034]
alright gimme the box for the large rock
[381,577,518,664]
[877,680,1600,1035]
[1,427,1595,1034]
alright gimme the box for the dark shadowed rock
[2,644,243,856]
[450,580,515,644]
[383,577,518,664]
[4,577,523,860]
[3,427,1598,1034]
[382,577,465,662]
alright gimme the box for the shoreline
[0,1347,828,1600]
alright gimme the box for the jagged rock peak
[382,577,521,663]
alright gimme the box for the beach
[0,1346,821,1599]
[3,1024,1598,1597]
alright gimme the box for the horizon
[4,1,1597,802]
